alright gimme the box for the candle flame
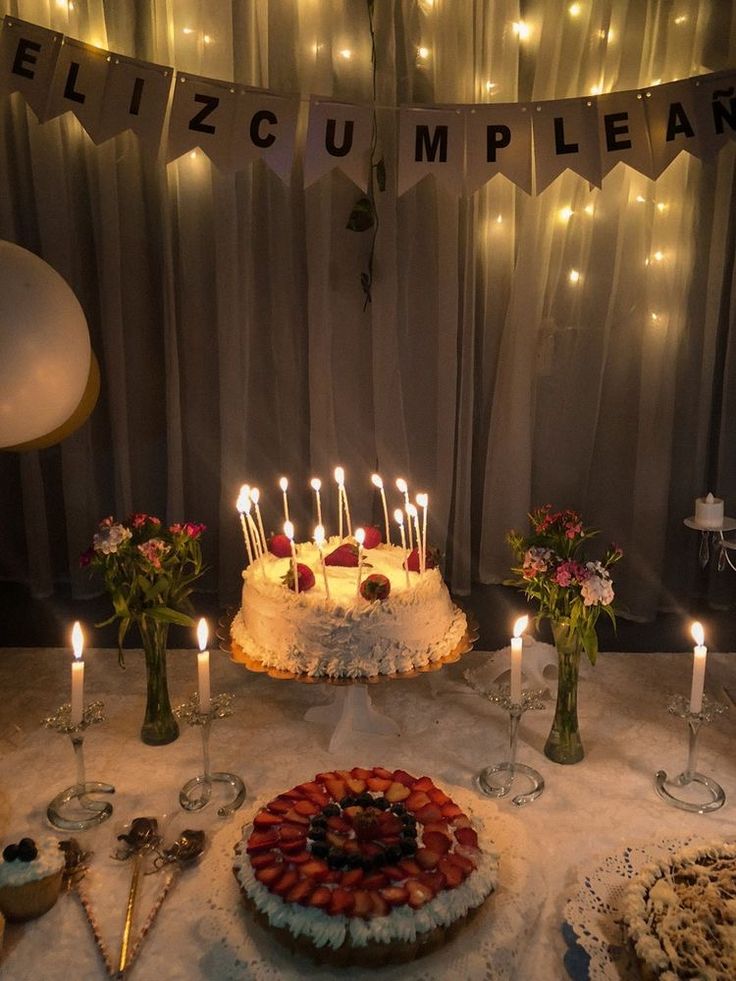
[371,473,383,489]
[197,617,208,651]
[691,621,705,647]
[416,492,428,507]
[396,477,408,493]
[513,615,529,638]
[310,477,321,491]
[284,520,295,541]
[250,487,260,504]
[355,527,365,545]
[71,621,84,659]
[406,503,418,518]
[236,485,250,512]
[334,466,344,485]
[314,524,325,546]
[394,508,404,525]
[279,476,288,492]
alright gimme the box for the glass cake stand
[218,608,478,754]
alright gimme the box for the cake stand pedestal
[304,684,400,753]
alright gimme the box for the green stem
[139,617,179,746]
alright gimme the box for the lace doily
[196,784,543,980]
[563,834,705,980]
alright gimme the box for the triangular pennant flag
[690,69,736,160]
[231,88,299,183]
[597,88,654,181]
[167,72,236,170]
[304,97,372,191]
[45,37,111,137]
[532,97,601,193]
[397,106,465,196]
[465,103,532,195]
[0,16,62,121]
[97,53,173,153]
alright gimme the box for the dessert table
[1,643,735,979]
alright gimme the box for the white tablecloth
[1,644,735,979]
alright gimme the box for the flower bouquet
[82,514,206,745]
[507,506,622,763]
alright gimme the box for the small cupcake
[0,838,65,922]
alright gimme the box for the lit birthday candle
[689,621,707,714]
[284,520,299,595]
[250,487,267,552]
[372,474,391,544]
[236,486,254,565]
[394,508,411,588]
[334,467,344,539]
[355,527,365,597]
[396,478,413,550]
[279,476,290,523]
[245,499,262,560]
[310,477,323,529]
[407,503,421,571]
[70,621,84,725]
[510,615,528,704]
[314,524,330,600]
[416,492,428,574]
[196,618,211,715]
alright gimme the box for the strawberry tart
[230,532,468,679]
[232,766,498,966]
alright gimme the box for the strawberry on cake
[232,766,498,966]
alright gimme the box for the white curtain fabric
[0,0,735,620]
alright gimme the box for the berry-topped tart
[232,766,498,966]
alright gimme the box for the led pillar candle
[396,478,413,549]
[372,474,391,544]
[310,477,323,529]
[416,493,428,574]
[314,524,330,599]
[70,621,84,725]
[284,521,299,595]
[689,621,707,714]
[279,476,290,523]
[355,527,365,597]
[236,486,255,565]
[510,615,528,704]
[196,618,211,715]
[394,509,411,588]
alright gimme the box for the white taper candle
[689,621,707,714]
[70,621,84,725]
[196,618,211,714]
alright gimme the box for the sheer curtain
[0,0,734,620]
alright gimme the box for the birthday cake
[232,766,497,966]
[622,840,736,980]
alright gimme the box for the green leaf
[144,607,195,627]
[346,196,375,232]
[582,626,598,666]
[117,616,131,668]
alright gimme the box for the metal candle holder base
[175,693,245,817]
[655,693,727,814]
[43,701,115,831]
[474,687,546,807]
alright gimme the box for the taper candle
[355,527,365,597]
[407,503,421,571]
[689,621,707,714]
[510,615,528,704]
[284,521,299,595]
[334,467,345,539]
[396,478,413,550]
[279,477,290,523]
[250,487,267,552]
[394,509,411,588]
[314,524,330,600]
[310,478,323,529]
[70,621,84,725]
[196,618,211,714]
[372,474,391,544]
[236,486,255,565]
[416,492,428,574]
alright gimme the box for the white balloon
[0,242,91,448]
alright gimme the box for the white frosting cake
[230,539,467,678]
[623,840,736,980]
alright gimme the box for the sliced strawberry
[383,865,406,882]
[284,809,310,827]
[372,766,394,781]
[280,838,308,855]
[455,844,482,865]
[288,850,312,865]
[351,766,373,780]
[279,824,307,842]
[376,812,403,835]
[309,886,332,908]
[427,787,450,806]
[392,769,417,786]
[422,821,451,836]
[299,780,326,799]
[280,787,305,800]
[268,533,292,557]
[366,776,392,792]
[398,858,422,877]
[362,525,383,549]
[362,872,389,890]
[342,840,360,855]
[360,842,384,859]
[324,778,347,802]
[286,879,314,905]
[405,878,434,909]
[381,836,402,848]
[343,806,363,821]
[325,543,360,567]
[404,545,439,571]
[415,848,441,870]
[326,815,351,834]
[340,868,365,888]
[253,809,282,829]
[380,885,409,906]
[415,803,443,824]
[301,859,330,881]
[441,802,464,819]
[422,831,451,855]
[255,864,283,886]
[329,887,355,916]
[283,562,315,593]
[344,777,366,795]
[455,827,478,849]
[385,781,411,803]
[453,814,473,829]
[445,851,475,874]
[412,777,435,792]
[405,791,431,811]
[438,855,466,888]
[293,799,320,817]
[326,831,348,850]
[247,831,280,854]
[418,870,446,894]
[267,798,292,815]
[369,892,390,917]
[315,770,339,783]
[352,889,373,918]
[272,868,300,896]
[250,851,278,869]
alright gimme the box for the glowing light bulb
[496,214,503,224]
[569,269,581,284]
[674,15,687,25]
[182,27,194,34]
[568,3,582,16]
[513,21,531,40]
[635,195,647,204]
[189,150,198,159]
[653,250,664,262]
[656,202,667,213]
[485,81,497,92]
[559,206,574,222]
[651,312,660,322]
[584,204,595,216]
[590,84,602,95]
[417,45,430,59]
[203,34,212,45]
[339,48,352,60]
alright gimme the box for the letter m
[415,124,448,163]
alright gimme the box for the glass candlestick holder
[42,701,115,831]
[655,693,727,813]
[472,685,546,807]
[174,693,245,817]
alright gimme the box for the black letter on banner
[604,112,631,152]
[711,87,736,135]
[189,93,219,134]
[325,118,354,157]
[12,39,41,79]
[486,125,511,162]
[415,125,448,162]
[554,116,579,154]
[129,77,144,116]
[250,109,277,148]
[64,62,86,104]
[666,102,695,141]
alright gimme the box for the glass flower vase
[544,621,584,764]
[139,619,179,746]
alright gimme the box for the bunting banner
[1,15,735,198]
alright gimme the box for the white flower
[93,523,132,555]
[581,572,614,607]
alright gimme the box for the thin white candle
[394,509,411,588]
[279,476,290,523]
[372,473,391,545]
[250,487,268,552]
[355,527,365,597]
[310,478,323,529]
[236,486,255,565]
[510,615,528,704]
[334,467,344,539]
[416,492,428,574]
[196,618,211,714]
[689,621,707,714]
[284,520,299,595]
[407,503,421,572]
[342,475,353,537]
[314,524,330,600]
[397,478,413,550]
[70,621,84,725]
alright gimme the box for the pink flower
[183,522,206,538]
[99,516,114,528]
[169,523,184,534]
[131,513,161,529]
[137,538,168,569]
[79,547,95,568]
[522,546,554,579]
